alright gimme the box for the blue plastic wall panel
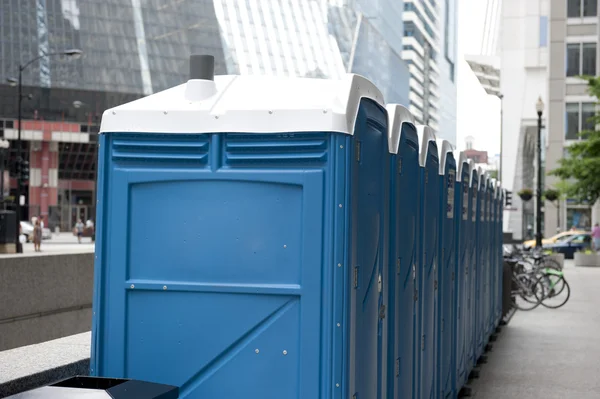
[497,192,504,325]
[453,163,471,392]
[349,99,389,399]
[475,179,486,359]
[91,127,357,399]
[466,171,478,370]
[387,126,420,399]
[487,183,495,335]
[482,185,491,342]
[488,189,495,333]
[437,155,457,399]
[417,141,439,399]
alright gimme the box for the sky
[455,0,501,157]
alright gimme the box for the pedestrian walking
[33,219,42,252]
[592,223,600,252]
[75,219,84,244]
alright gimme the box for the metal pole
[536,110,543,248]
[0,148,5,202]
[499,95,503,182]
[15,68,23,253]
[556,200,560,233]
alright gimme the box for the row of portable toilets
[91,64,505,399]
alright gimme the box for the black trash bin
[7,376,178,398]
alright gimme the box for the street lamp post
[536,97,544,248]
[7,49,82,253]
[498,93,504,182]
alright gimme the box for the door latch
[379,304,386,320]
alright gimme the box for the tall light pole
[7,48,82,253]
[535,97,544,248]
[497,93,504,181]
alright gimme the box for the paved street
[0,233,94,257]
[471,259,600,398]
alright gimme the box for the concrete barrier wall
[0,253,94,351]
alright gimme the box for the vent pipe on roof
[190,55,215,81]
[185,55,217,102]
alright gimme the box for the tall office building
[500,0,599,239]
[402,0,458,145]
[0,0,409,229]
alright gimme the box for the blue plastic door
[351,100,388,399]
[417,144,439,399]
[388,129,420,399]
[438,162,456,398]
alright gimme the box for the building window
[539,16,548,47]
[565,102,596,140]
[444,0,456,82]
[582,43,597,75]
[566,43,596,76]
[568,0,598,17]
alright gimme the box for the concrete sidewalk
[470,259,600,398]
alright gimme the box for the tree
[550,76,600,204]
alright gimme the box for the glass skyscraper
[1,0,410,108]
[0,0,411,229]
[402,0,458,145]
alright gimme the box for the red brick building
[463,148,489,164]
[2,118,97,231]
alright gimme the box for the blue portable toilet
[494,182,504,328]
[416,126,438,399]
[91,59,391,399]
[453,153,471,393]
[495,181,503,326]
[435,139,456,399]
[485,178,496,340]
[475,170,488,359]
[386,104,420,399]
[466,165,480,372]
[486,179,495,336]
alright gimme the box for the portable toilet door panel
[487,180,496,335]
[350,98,390,399]
[475,171,488,359]
[495,184,504,327]
[481,178,490,343]
[386,105,420,399]
[466,166,479,371]
[416,126,439,399]
[90,70,388,399]
[453,155,471,392]
[494,182,501,327]
[436,140,456,399]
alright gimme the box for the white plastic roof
[436,138,454,175]
[469,164,481,188]
[416,125,437,167]
[386,104,416,154]
[454,150,470,182]
[99,74,384,135]
[479,169,489,190]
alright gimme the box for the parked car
[20,221,52,242]
[543,232,591,259]
[522,230,585,249]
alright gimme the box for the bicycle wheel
[513,273,543,311]
[541,257,562,271]
[535,274,571,309]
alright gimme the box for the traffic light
[505,190,512,207]
[17,157,29,186]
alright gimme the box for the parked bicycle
[503,245,571,311]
